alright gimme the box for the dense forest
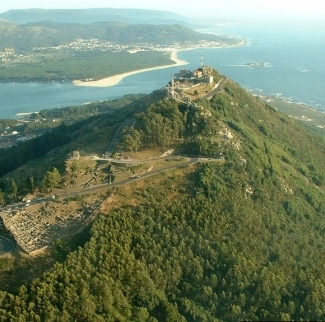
[0,73,325,320]
[37,94,145,120]
[0,162,324,320]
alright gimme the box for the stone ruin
[0,199,102,255]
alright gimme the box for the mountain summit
[0,69,325,321]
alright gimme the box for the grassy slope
[267,97,325,137]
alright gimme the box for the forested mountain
[0,8,188,25]
[0,21,222,51]
[0,71,325,320]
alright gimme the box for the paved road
[1,196,53,211]
[64,157,200,199]
[0,157,217,211]
[202,76,228,100]
[91,151,176,164]
[0,157,221,212]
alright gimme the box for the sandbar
[73,50,188,88]
[73,39,245,88]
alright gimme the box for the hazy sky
[0,0,324,19]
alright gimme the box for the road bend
[203,76,228,100]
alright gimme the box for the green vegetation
[266,97,325,137]
[120,126,143,152]
[66,159,97,175]
[0,51,172,82]
[0,91,165,201]
[0,21,224,52]
[42,167,62,192]
[0,94,143,135]
[37,94,145,121]
[0,8,187,25]
[0,190,4,205]
[0,122,81,178]
[0,72,324,320]
[0,120,19,130]
[0,160,324,320]
[0,19,239,82]
[135,99,185,148]
[0,95,144,178]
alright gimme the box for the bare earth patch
[0,198,102,255]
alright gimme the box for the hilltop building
[174,65,214,87]
[167,63,215,102]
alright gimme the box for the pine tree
[26,176,35,193]
[7,179,17,200]
[42,168,61,192]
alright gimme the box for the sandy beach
[73,50,189,88]
[73,39,246,88]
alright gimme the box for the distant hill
[0,19,238,82]
[0,21,227,51]
[0,18,15,27]
[0,8,188,25]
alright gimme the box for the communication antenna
[201,53,204,68]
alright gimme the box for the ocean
[193,21,325,110]
[0,21,324,119]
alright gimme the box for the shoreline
[73,40,245,88]
[72,50,189,88]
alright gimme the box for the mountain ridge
[0,21,221,51]
[0,8,188,25]
[0,69,324,320]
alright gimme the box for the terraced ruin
[0,198,102,255]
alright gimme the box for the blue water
[191,22,325,110]
[0,21,324,119]
[0,66,185,119]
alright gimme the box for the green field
[0,50,172,82]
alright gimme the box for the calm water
[196,22,325,110]
[0,21,324,119]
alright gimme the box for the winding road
[0,156,221,212]
[106,118,135,156]
[66,157,200,199]
[203,76,228,100]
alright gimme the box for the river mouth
[0,236,14,255]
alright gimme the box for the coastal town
[0,117,52,149]
[0,37,243,65]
